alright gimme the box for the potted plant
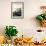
[36,14,46,27]
[36,6,46,27]
[5,26,18,43]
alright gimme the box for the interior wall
[0,0,46,38]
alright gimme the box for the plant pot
[11,36,17,44]
[40,20,46,27]
[7,39,12,44]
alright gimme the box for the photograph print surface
[11,2,24,19]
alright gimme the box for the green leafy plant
[5,26,18,39]
[36,14,46,21]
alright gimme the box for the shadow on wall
[0,26,5,35]
[30,16,40,27]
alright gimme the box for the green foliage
[5,26,18,38]
[44,15,46,20]
[36,15,44,21]
[36,14,46,21]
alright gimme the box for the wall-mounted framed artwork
[11,2,24,19]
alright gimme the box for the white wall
[0,0,46,39]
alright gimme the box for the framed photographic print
[11,2,24,19]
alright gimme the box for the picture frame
[11,2,24,19]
